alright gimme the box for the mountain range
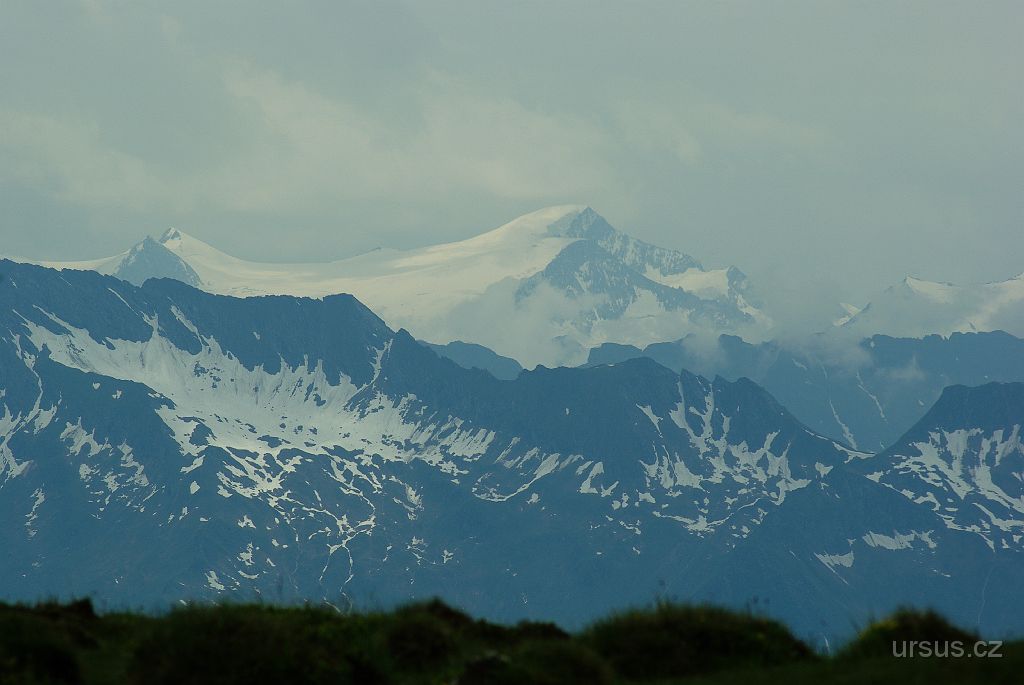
[588,330,1024,452]
[12,206,1023,369]
[840,274,1024,340]
[1,259,1022,641]
[12,207,773,367]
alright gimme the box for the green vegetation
[0,598,1019,684]
[582,603,813,679]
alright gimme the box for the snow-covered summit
[13,207,768,367]
[115,235,202,287]
[865,381,1024,551]
[840,272,1024,339]
[6,233,201,288]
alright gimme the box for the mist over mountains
[587,330,1024,452]
[2,258,1023,642]
[14,207,1024,367]
[2,5,1022,678]
[2,206,1023,642]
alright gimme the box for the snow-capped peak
[7,206,766,366]
[900,276,959,303]
[841,272,1024,339]
[156,227,231,265]
[111,234,203,287]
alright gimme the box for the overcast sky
[1,1,1021,307]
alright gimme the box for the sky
[1,1,1021,308]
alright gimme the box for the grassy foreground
[0,598,1020,684]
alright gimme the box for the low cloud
[0,62,612,218]
[1,1,1019,310]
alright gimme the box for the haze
[1,1,1021,308]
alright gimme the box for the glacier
[8,207,768,368]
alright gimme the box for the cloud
[216,63,614,206]
[612,97,830,168]
[413,72,612,199]
[0,60,613,219]
[0,0,1020,307]
[0,110,166,210]
[881,356,927,383]
[613,101,703,165]
[431,278,607,368]
[689,101,831,152]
